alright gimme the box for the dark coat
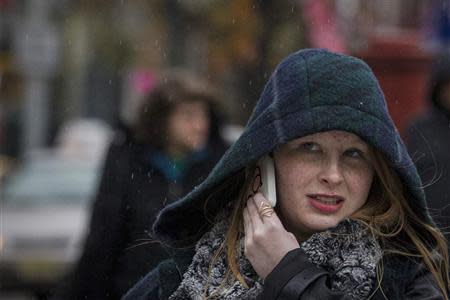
[122,248,443,300]
[52,129,228,300]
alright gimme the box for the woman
[52,71,229,300]
[123,49,449,299]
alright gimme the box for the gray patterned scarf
[169,214,382,300]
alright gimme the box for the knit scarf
[169,214,382,300]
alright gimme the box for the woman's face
[166,100,210,156]
[273,130,374,240]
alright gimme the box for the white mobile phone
[258,155,277,207]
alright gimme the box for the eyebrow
[346,141,369,150]
[294,135,369,148]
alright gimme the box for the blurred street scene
[1,0,450,299]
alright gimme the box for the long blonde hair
[205,149,449,298]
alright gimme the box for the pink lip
[307,193,345,214]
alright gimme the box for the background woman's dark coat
[52,120,228,299]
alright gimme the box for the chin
[304,217,342,233]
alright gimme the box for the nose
[319,158,344,186]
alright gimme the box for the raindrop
[108,79,112,85]
[232,18,236,24]
[131,173,135,180]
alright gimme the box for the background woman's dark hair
[134,70,224,150]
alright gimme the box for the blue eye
[300,142,320,152]
[344,148,364,159]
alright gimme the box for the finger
[252,193,276,223]
[247,196,264,228]
[243,207,253,241]
[253,193,283,226]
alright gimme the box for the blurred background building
[1,0,450,298]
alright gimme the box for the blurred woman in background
[52,71,229,299]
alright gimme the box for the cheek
[347,168,374,206]
[172,119,191,138]
[196,115,210,132]
[169,126,183,143]
[276,161,300,191]
[275,161,311,206]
